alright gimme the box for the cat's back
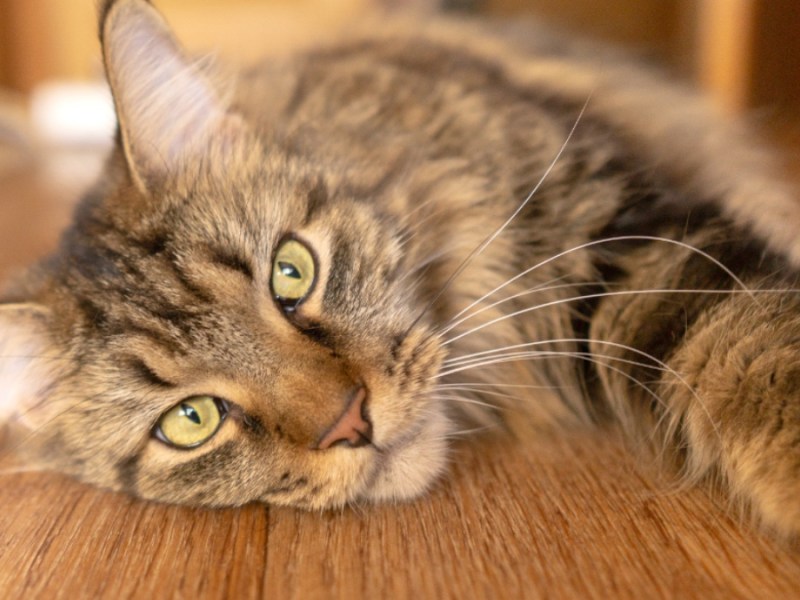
[232,16,800,265]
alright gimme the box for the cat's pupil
[180,404,202,425]
[279,262,302,279]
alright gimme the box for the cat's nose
[315,385,372,450]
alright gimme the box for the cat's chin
[359,409,452,504]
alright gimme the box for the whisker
[442,350,662,376]
[441,278,599,335]
[430,394,496,410]
[443,337,672,367]
[436,386,533,402]
[437,336,722,442]
[441,424,497,439]
[442,287,795,347]
[436,350,671,413]
[436,382,578,407]
[402,94,593,337]
[437,381,574,391]
[437,349,659,379]
[441,234,760,337]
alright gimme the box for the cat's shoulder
[239,15,800,268]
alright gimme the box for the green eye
[271,238,316,305]
[155,396,225,448]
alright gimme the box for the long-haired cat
[3,0,800,540]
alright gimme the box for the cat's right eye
[271,237,317,308]
[154,396,227,449]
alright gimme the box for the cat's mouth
[357,401,451,504]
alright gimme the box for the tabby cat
[3,0,800,539]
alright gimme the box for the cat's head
[0,0,450,508]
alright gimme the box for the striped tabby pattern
[2,0,800,539]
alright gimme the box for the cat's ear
[101,0,241,193]
[0,304,58,429]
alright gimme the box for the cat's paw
[672,296,800,540]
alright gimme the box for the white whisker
[403,94,593,335]
[430,394,497,409]
[442,288,792,347]
[441,234,759,337]
[441,278,599,336]
[437,382,573,391]
[436,350,671,412]
[442,424,497,439]
[443,338,669,368]
[442,349,664,375]
[437,336,723,442]
[434,386,534,404]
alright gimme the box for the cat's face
[0,0,451,508]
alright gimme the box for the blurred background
[3,1,799,108]
[0,0,799,280]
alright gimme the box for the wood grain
[1,429,800,598]
[2,163,800,598]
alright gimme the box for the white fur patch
[363,408,452,503]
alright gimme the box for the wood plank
[0,427,799,597]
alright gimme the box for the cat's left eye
[271,238,316,308]
[154,396,227,449]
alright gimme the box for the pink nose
[315,386,372,449]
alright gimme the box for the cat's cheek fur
[360,406,452,503]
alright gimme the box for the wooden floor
[2,157,800,598]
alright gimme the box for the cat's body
[3,0,800,539]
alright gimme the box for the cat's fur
[3,0,800,539]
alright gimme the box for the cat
[3,0,800,540]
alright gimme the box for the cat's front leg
[666,291,800,538]
[590,229,800,539]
